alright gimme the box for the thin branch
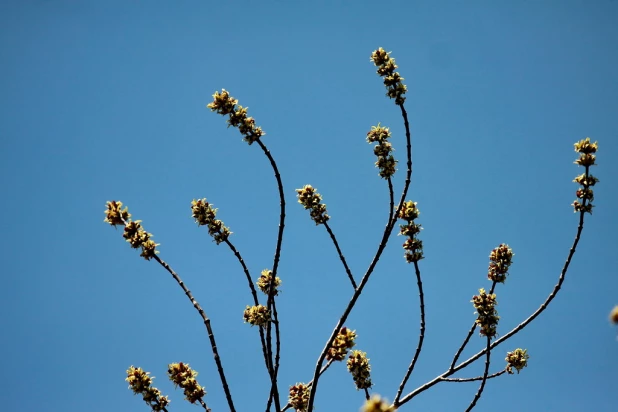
[272,300,282,410]
[387,177,395,225]
[449,281,496,371]
[464,336,492,412]
[442,369,506,382]
[394,260,426,403]
[223,238,272,376]
[323,221,357,289]
[257,138,285,412]
[363,388,371,401]
[449,324,476,371]
[306,102,413,411]
[395,202,590,408]
[198,398,212,412]
[153,255,236,412]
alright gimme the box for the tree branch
[323,221,357,289]
[394,260,426,403]
[153,255,236,412]
[306,102,413,411]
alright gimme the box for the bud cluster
[125,366,170,411]
[362,395,397,412]
[256,269,282,296]
[398,201,424,263]
[472,288,499,339]
[243,304,271,327]
[505,348,529,374]
[288,383,310,412]
[572,137,599,214]
[296,185,330,225]
[370,47,407,105]
[104,201,160,260]
[347,350,373,390]
[366,124,397,178]
[207,89,265,145]
[104,200,131,226]
[487,244,514,283]
[326,327,357,361]
[167,362,206,404]
[191,198,232,244]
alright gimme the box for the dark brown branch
[223,238,272,376]
[306,102,413,411]
[394,260,426,403]
[323,221,357,289]
[257,138,285,412]
[387,177,395,225]
[449,281,496,371]
[442,369,506,382]
[395,201,590,408]
[449,324,476,371]
[464,336,492,411]
[265,300,282,412]
[198,398,212,412]
[153,255,236,412]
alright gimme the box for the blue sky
[1,1,617,411]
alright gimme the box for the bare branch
[324,221,357,289]
[153,255,236,412]
[394,260,426,403]
[306,102,414,411]
[464,336,491,411]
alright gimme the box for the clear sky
[1,1,617,411]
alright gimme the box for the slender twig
[323,221,357,289]
[442,369,506,382]
[153,255,236,412]
[223,238,272,375]
[257,138,285,412]
[272,300,282,409]
[306,102,413,411]
[198,398,212,412]
[394,260,426,403]
[265,317,282,412]
[394,202,589,408]
[449,324,476,371]
[363,388,371,401]
[449,281,497,371]
[387,177,395,225]
[464,336,492,412]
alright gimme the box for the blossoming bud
[243,304,271,326]
[167,362,206,404]
[505,348,529,374]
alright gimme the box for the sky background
[1,1,617,411]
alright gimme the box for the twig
[394,202,590,408]
[464,336,492,411]
[387,177,395,226]
[449,324,476,371]
[449,281,496,371]
[442,369,506,382]
[153,255,236,412]
[323,221,357,289]
[198,398,212,412]
[394,260,426,403]
[224,238,272,375]
[306,102,413,411]
[257,138,285,412]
